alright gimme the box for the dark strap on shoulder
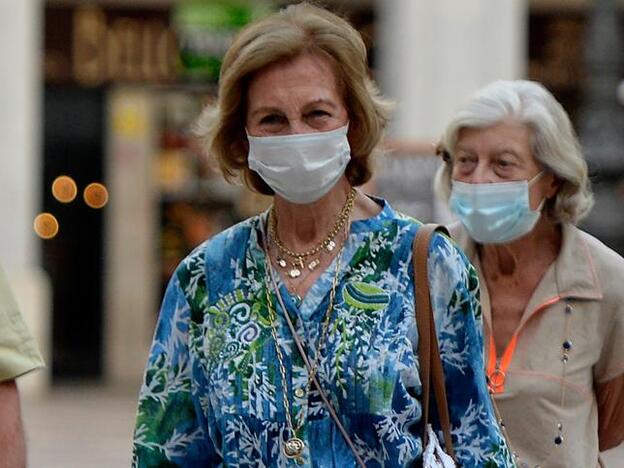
[413,224,455,460]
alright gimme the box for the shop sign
[71,6,179,86]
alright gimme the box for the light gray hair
[435,79,593,224]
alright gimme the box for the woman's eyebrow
[492,147,521,158]
[248,106,284,119]
[455,145,476,154]
[302,98,339,110]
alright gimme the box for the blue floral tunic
[132,199,514,467]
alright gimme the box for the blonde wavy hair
[195,2,392,195]
[435,80,594,224]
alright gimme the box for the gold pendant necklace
[283,437,305,459]
[270,188,356,280]
[263,224,348,461]
[284,257,304,279]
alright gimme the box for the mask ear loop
[528,171,546,213]
[528,170,544,186]
[534,198,546,213]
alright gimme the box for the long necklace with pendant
[263,224,348,461]
[270,187,356,279]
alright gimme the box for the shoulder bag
[413,224,456,468]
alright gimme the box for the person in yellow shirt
[0,264,44,467]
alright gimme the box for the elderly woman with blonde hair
[436,79,624,467]
[132,3,513,467]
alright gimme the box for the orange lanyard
[487,333,516,394]
[486,295,561,394]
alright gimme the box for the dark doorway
[42,85,105,379]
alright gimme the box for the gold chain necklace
[270,188,356,279]
[263,225,347,461]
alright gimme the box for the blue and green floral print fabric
[132,199,514,467]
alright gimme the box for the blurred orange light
[52,175,78,203]
[33,213,59,239]
[84,182,109,209]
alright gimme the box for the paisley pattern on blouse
[132,199,514,467]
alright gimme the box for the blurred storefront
[41,1,267,385]
[6,0,616,388]
[39,0,380,387]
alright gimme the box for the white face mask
[449,172,544,244]
[247,124,351,204]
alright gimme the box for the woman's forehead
[247,53,342,108]
[456,121,532,152]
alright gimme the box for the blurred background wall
[0,0,622,465]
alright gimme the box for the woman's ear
[435,142,451,163]
[546,173,562,199]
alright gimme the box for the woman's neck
[479,215,562,277]
[272,177,379,252]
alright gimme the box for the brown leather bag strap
[413,223,455,461]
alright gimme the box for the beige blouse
[451,222,624,468]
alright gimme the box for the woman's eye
[259,114,285,125]
[307,110,330,119]
[456,155,476,167]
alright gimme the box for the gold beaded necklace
[270,187,356,279]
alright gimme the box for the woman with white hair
[436,79,624,467]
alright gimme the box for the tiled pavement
[20,384,623,467]
[21,384,138,468]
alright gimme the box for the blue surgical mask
[247,124,351,204]
[449,172,544,244]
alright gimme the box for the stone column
[104,87,159,388]
[376,0,527,221]
[0,0,41,269]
